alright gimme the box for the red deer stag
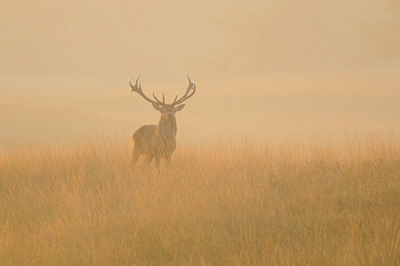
[129,75,196,169]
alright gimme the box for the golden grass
[0,135,399,265]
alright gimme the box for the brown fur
[131,114,177,169]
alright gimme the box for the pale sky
[1,0,399,83]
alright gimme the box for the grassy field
[0,134,399,265]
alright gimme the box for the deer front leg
[165,154,172,166]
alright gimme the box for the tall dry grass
[0,134,399,265]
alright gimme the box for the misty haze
[1,0,400,265]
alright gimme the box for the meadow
[0,134,399,265]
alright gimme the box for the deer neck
[156,115,177,142]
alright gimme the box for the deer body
[129,75,196,169]
[131,119,177,166]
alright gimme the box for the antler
[129,75,165,105]
[129,74,196,106]
[152,92,166,105]
[173,74,197,105]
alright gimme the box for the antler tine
[162,93,165,104]
[152,92,164,105]
[171,92,178,105]
[136,74,141,85]
[129,75,160,105]
[128,76,138,92]
[173,74,197,105]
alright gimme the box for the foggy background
[1,0,399,143]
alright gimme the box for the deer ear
[174,104,185,112]
[152,103,163,111]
